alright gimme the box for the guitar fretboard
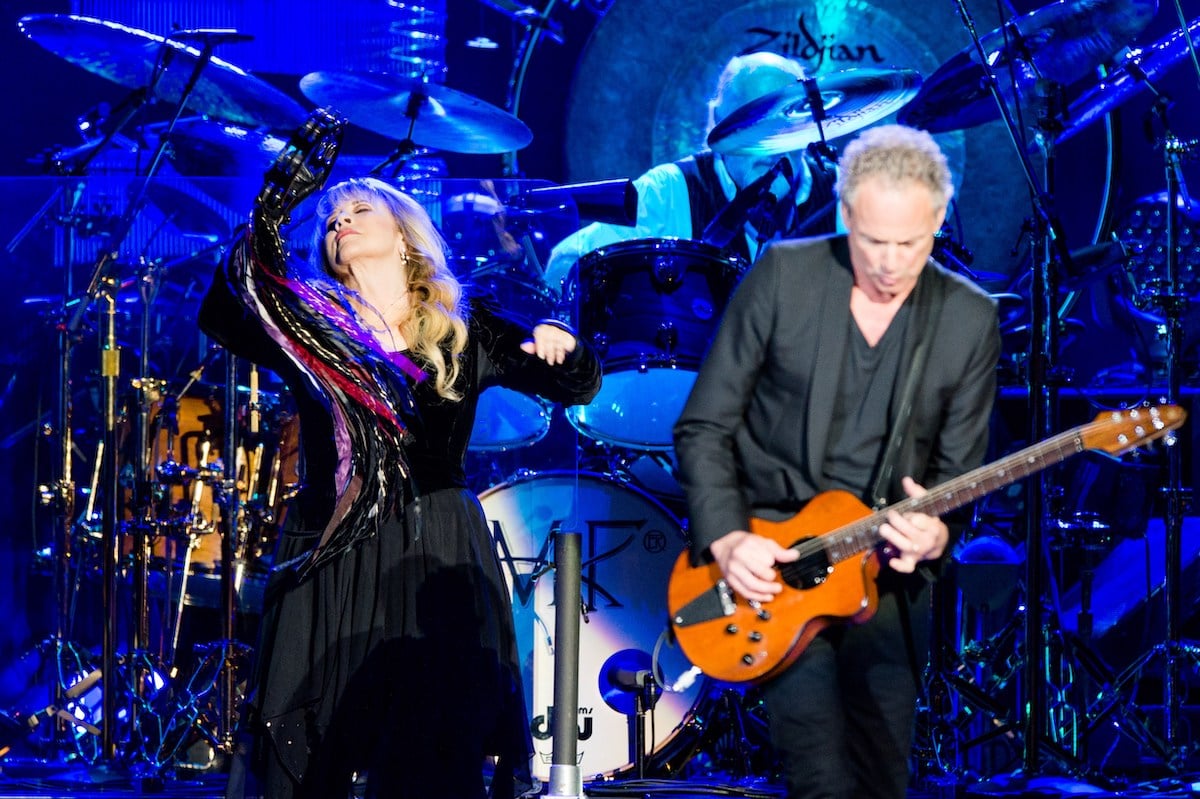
[796,416,1134,565]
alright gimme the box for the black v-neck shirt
[821,303,911,503]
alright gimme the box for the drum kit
[6,0,1200,789]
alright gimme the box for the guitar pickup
[673,579,737,627]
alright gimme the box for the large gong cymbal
[299,71,533,154]
[1052,15,1200,145]
[707,68,923,156]
[18,14,307,131]
[898,0,1159,133]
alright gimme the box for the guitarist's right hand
[708,530,801,604]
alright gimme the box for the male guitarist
[673,124,1001,799]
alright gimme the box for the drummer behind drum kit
[8,0,1200,788]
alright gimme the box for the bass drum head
[479,471,703,781]
[561,0,1032,277]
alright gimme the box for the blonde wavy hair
[311,177,469,400]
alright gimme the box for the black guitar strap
[867,263,943,511]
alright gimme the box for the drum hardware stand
[1093,99,1199,777]
[949,0,1096,782]
[166,438,216,674]
[124,256,176,738]
[368,138,427,180]
[502,0,569,178]
[659,685,774,781]
[188,348,247,756]
[919,575,1025,782]
[22,177,90,756]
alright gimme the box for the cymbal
[1052,16,1200,145]
[18,14,307,131]
[897,0,1158,133]
[298,71,533,154]
[706,68,923,156]
[138,181,231,241]
[151,118,286,177]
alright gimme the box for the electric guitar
[666,404,1187,685]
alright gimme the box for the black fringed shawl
[220,111,425,578]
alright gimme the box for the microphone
[608,667,654,691]
[515,179,638,226]
[170,28,254,45]
[702,157,791,249]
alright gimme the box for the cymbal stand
[24,179,89,756]
[949,0,1081,778]
[1102,99,1197,773]
[97,268,122,763]
[217,351,244,752]
[368,91,430,179]
[126,258,172,729]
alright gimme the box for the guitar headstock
[1084,403,1187,455]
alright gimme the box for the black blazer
[673,234,1001,560]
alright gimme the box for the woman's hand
[521,323,578,366]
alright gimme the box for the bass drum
[479,471,704,781]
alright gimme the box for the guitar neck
[816,422,1091,565]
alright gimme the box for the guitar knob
[748,631,762,642]
[725,624,739,635]
[757,609,771,621]
[741,654,755,666]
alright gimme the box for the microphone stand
[546,532,585,799]
[949,0,1085,781]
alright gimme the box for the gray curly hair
[835,125,954,212]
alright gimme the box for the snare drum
[479,471,703,780]
[563,238,745,450]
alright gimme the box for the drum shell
[466,264,559,452]
[563,238,745,450]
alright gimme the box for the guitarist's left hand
[878,477,949,573]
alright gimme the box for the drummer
[544,51,842,293]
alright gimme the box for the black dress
[200,235,601,799]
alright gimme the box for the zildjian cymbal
[707,67,923,156]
